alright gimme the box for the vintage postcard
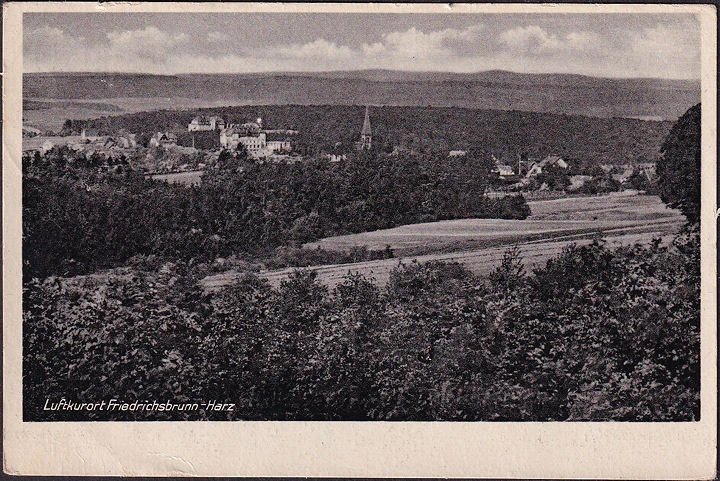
[3,2,717,477]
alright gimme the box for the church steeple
[360,105,372,150]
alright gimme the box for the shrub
[23,232,699,421]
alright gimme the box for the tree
[215,149,236,170]
[656,104,701,223]
[537,163,570,191]
[234,143,250,162]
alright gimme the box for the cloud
[106,26,187,50]
[22,20,700,79]
[24,26,92,71]
[631,25,699,59]
[273,38,354,60]
[105,26,188,63]
[25,25,194,73]
[24,26,84,57]
[500,26,561,52]
[616,24,700,78]
[367,25,485,60]
[25,26,77,47]
[498,25,597,54]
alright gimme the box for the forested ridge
[72,105,671,164]
[24,71,699,120]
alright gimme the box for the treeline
[24,230,700,421]
[72,105,671,164]
[23,148,529,279]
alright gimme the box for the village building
[636,162,657,183]
[267,140,292,152]
[321,153,346,163]
[526,155,568,177]
[40,139,55,154]
[495,164,516,177]
[263,128,299,135]
[448,150,467,157]
[220,121,265,154]
[149,132,177,147]
[612,165,636,184]
[389,146,413,157]
[568,175,593,191]
[188,115,225,132]
[22,135,89,154]
[22,126,42,138]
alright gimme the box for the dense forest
[23,147,528,279]
[69,105,672,165]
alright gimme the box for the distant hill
[24,71,699,120]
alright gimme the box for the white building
[496,165,515,177]
[188,115,225,132]
[220,119,293,158]
[220,124,266,154]
[267,140,291,152]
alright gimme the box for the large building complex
[219,118,292,157]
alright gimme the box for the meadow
[149,170,204,186]
[202,192,684,290]
[22,97,234,132]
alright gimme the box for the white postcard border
[3,3,717,478]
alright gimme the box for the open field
[305,191,683,256]
[201,192,685,291]
[149,170,204,186]
[201,228,679,291]
[22,97,235,132]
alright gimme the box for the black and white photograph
[3,1,717,477]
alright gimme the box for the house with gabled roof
[526,155,568,178]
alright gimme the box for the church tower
[360,105,372,150]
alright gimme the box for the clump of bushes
[24,229,700,421]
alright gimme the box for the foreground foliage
[657,103,701,223]
[24,229,700,421]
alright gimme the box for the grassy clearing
[23,96,241,132]
[304,193,683,256]
[201,229,678,291]
[150,170,204,186]
[201,193,684,291]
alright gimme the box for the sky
[23,12,701,79]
